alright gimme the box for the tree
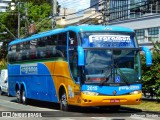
[0,0,55,60]
[142,41,160,101]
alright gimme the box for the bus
[8,25,152,111]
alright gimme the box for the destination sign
[82,35,134,48]
[89,35,131,43]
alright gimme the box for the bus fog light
[82,91,99,96]
[130,90,142,95]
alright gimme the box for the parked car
[0,69,10,96]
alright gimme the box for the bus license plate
[110,99,120,103]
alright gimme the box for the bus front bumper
[80,93,142,107]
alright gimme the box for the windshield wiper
[99,65,112,85]
[114,64,130,86]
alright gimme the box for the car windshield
[84,49,141,84]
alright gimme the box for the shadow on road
[10,98,143,114]
[10,98,60,110]
[9,98,160,117]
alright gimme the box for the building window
[148,27,159,42]
[135,29,145,42]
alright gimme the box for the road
[0,95,159,120]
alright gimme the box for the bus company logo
[119,85,140,91]
[89,35,131,43]
[113,90,117,95]
[20,64,38,75]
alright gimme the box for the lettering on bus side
[20,64,38,75]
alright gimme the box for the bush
[141,42,160,101]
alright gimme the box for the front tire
[60,92,69,111]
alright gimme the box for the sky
[57,0,90,11]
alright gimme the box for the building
[56,8,102,26]
[0,0,12,12]
[90,0,160,49]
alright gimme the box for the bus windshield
[83,49,141,84]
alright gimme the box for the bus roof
[9,25,134,46]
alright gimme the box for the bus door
[68,31,81,104]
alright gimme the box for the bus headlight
[82,91,99,96]
[129,90,142,95]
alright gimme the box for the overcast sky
[57,0,90,11]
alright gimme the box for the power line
[35,0,154,31]
[62,0,147,18]
[60,0,81,7]
[77,0,152,25]
[60,0,103,17]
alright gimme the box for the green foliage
[141,41,160,100]
[28,2,51,23]
[0,59,7,71]
[0,1,54,60]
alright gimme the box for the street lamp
[10,1,21,38]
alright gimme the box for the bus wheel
[16,90,21,103]
[22,89,28,105]
[60,92,69,111]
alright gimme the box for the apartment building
[90,0,160,48]
[0,0,12,12]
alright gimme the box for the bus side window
[56,33,66,58]
[29,49,37,59]
[29,40,37,60]
[46,36,55,58]
[37,38,46,59]
[46,45,57,58]
[17,51,23,61]
[8,51,16,62]
[57,33,67,45]
[37,47,46,58]
[15,44,22,61]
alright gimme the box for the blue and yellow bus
[8,25,152,111]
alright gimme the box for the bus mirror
[141,46,152,66]
[77,46,84,66]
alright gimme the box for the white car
[0,69,10,96]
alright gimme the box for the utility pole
[52,0,57,29]
[18,0,21,38]
[25,2,29,36]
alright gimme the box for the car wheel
[0,88,4,95]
